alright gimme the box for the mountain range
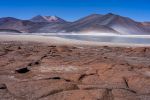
[0,13,150,35]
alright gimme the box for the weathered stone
[0,41,150,100]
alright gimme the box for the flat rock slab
[0,41,150,100]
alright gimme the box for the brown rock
[112,89,139,100]
[39,89,107,100]
[1,42,150,100]
[127,75,150,94]
[6,80,78,100]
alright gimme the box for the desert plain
[0,35,150,100]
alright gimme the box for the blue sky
[0,0,150,22]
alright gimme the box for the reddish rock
[0,41,150,100]
[112,89,139,100]
[6,80,78,100]
[127,75,150,94]
[39,89,107,100]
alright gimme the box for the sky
[0,0,150,22]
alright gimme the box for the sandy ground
[1,34,150,47]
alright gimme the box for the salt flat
[1,34,150,47]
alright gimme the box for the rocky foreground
[0,41,150,100]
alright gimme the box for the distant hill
[0,29,22,33]
[0,13,150,35]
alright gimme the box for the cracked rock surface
[0,41,150,100]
